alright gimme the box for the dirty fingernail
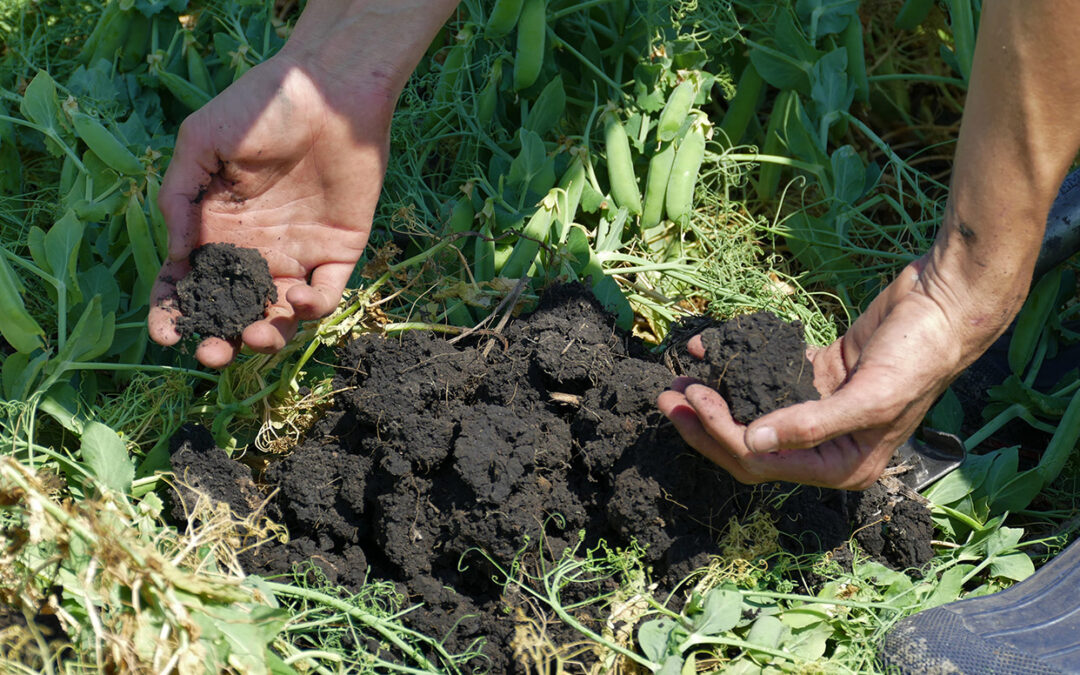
[747,426,778,453]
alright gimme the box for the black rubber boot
[880,538,1080,674]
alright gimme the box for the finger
[195,337,241,369]
[744,372,894,454]
[242,279,301,354]
[739,436,879,489]
[159,116,219,261]
[287,261,355,320]
[687,334,705,359]
[667,376,702,394]
[148,259,190,346]
[681,383,747,451]
[657,390,758,483]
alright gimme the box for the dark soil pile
[176,242,276,340]
[699,312,819,423]
[170,284,934,671]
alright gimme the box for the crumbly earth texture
[699,312,819,424]
[169,285,933,672]
[175,242,276,340]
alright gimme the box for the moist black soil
[169,284,933,672]
[699,312,819,424]
[176,242,276,340]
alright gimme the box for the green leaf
[796,0,859,40]
[923,450,996,505]
[40,383,84,433]
[923,564,973,609]
[45,210,86,303]
[2,352,47,400]
[639,618,677,663]
[829,145,865,204]
[508,129,549,191]
[746,615,789,663]
[990,552,1035,582]
[81,421,135,493]
[525,76,566,136]
[657,654,684,675]
[928,388,965,435]
[747,11,820,94]
[19,71,66,156]
[810,47,852,118]
[692,587,742,635]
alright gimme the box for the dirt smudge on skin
[170,284,932,671]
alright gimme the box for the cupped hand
[148,53,392,368]
[658,254,1019,490]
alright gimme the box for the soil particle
[167,285,934,671]
[169,422,263,520]
[699,312,819,424]
[850,481,935,571]
[176,242,276,340]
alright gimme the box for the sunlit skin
[658,1,1080,489]
[148,0,458,368]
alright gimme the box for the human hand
[147,53,391,368]
[658,254,1022,490]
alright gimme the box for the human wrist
[279,0,459,102]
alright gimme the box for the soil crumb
[176,242,276,340]
[699,312,819,423]
[169,285,931,672]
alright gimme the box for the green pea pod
[448,196,474,254]
[476,58,503,126]
[553,157,586,243]
[475,220,496,282]
[125,192,161,308]
[157,70,212,112]
[0,254,45,353]
[604,116,642,215]
[487,0,525,38]
[513,0,547,91]
[501,199,556,278]
[641,141,676,230]
[657,81,695,143]
[665,122,706,226]
[525,75,566,136]
[842,15,869,103]
[70,111,142,176]
[434,29,473,105]
[718,62,764,147]
[185,38,216,98]
[78,2,132,65]
[757,90,794,202]
[145,174,169,260]
[119,12,152,72]
[1008,266,1062,376]
[895,0,936,30]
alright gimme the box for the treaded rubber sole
[881,539,1080,674]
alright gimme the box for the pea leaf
[20,71,67,156]
[923,450,996,505]
[45,210,85,303]
[990,551,1035,582]
[638,617,677,663]
[692,587,742,635]
[748,11,820,94]
[797,0,859,40]
[746,615,789,663]
[81,420,134,493]
[829,145,865,204]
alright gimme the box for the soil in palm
[175,242,276,340]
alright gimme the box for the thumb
[158,115,219,262]
[744,375,893,453]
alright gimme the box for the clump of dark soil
[170,285,933,671]
[176,243,276,340]
[699,312,819,424]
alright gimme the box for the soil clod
[700,312,819,423]
[176,242,276,340]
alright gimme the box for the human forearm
[933,1,1080,321]
[280,0,461,99]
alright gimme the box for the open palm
[149,54,392,367]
